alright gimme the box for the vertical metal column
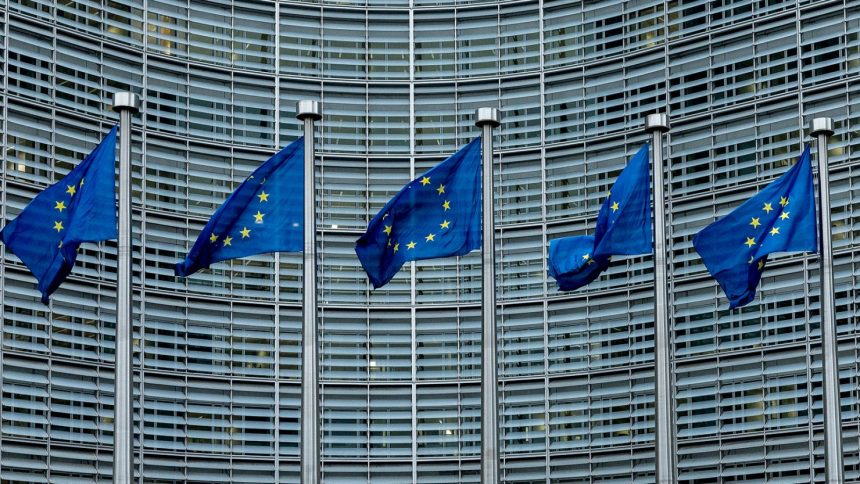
[297,100,322,484]
[111,91,140,484]
[645,113,674,484]
[811,117,844,484]
[476,107,501,484]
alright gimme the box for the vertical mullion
[272,2,282,481]
[408,3,418,482]
[0,5,9,472]
[536,2,551,478]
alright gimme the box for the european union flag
[1,126,118,304]
[175,138,304,277]
[693,146,817,308]
[548,235,610,291]
[548,144,652,291]
[356,138,481,288]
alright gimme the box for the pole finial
[810,117,834,137]
[297,100,322,121]
[475,107,501,128]
[112,92,140,113]
[645,113,670,133]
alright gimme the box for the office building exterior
[1,0,859,481]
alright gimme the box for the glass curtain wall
[1,0,860,482]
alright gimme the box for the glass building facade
[1,0,860,481]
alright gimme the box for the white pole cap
[645,113,670,132]
[810,117,834,137]
[112,92,140,113]
[296,100,322,121]
[475,107,501,128]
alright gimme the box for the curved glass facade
[1,0,860,482]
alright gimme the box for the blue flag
[356,138,482,288]
[548,144,652,291]
[548,235,610,291]
[1,126,118,303]
[693,146,817,308]
[175,138,304,277]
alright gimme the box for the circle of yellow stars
[209,176,269,249]
[582,253,596,266]
[744,195,791,271]
[605,189,621,218]
[382,175,452,253]
[51,178,85,248]
[572,189,622,264]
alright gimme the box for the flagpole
[810,117,844,483]
[476,107,501,484]
[645,113,674,483]
[111,91,140,484]
[297,100,322,484]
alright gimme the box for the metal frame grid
[1,0,859,482]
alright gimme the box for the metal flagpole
[297,100,322,484]
[645,113,674,483]
[476,107,501,484]
[810,117,844,483]
[112,91,140,483]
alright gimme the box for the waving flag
[693,146,817,308]
[548,144,652,291]
[176,138,304,277]
[356,138,482,288]
[1,127,118,303]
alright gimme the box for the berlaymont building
[1,0,860,482]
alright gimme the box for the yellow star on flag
[610,201,619,212]
[53,221,64,232]
[66,185,76,196]
[758,260,765,270]
[769,227,780,236]
[407,241,416,250]
[383,225,392,235]
[779,212,790,220]
[744,237,756,248]
[223,236,233,247]
[582,254,590,260]
[437,184,445,195]
[58,241,63,248]
[240,227,251,238]
[442,200,451,211]
[254,211,265,224]
[55,201,66,212]
[258,191,269,202]
[393,243,400,252]
[779,196,789,207]
[425,233,435,242]
[420,177,431,186]
[748,255,755,264]
[763,202,773,213]
[79,178,85,187]
[750,217,761,228]
[440,220,450,229]
[209,234,219,243]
